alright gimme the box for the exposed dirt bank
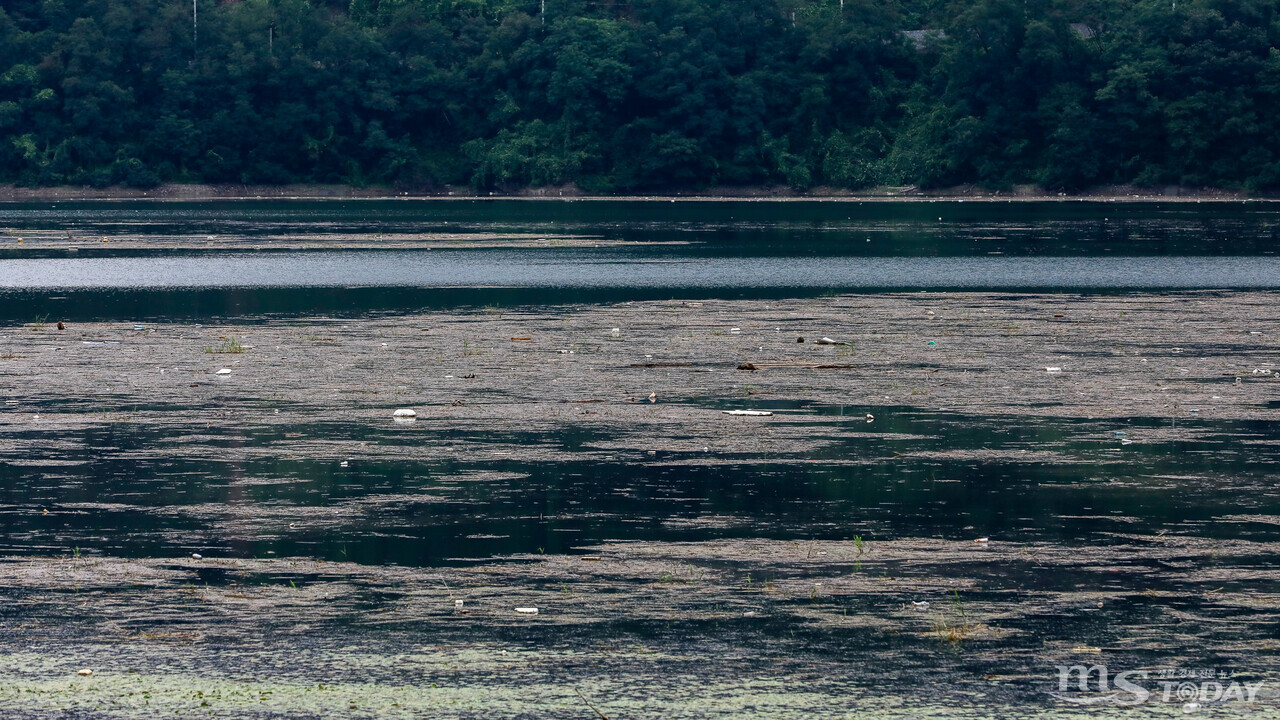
[0,183,1270,202]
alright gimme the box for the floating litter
[515,607,538,615]
[392,409,416,418]
[215,368,231,375]
[723,410,772,416]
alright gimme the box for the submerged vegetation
[1,283,1278,714]
[1,0,1279,192]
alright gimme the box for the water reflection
[2,199,1278,257]
[3,407,1276,566]
[3,200,1278,321]
[3,252,1280,292]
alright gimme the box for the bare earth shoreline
[1,292,1278,718]
[0,182,1272,202]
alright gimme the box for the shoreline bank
[0,182,1271,203]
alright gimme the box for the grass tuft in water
[933,589,977,644]
[205,337,245,354]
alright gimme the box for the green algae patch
[0,666,1205,719]
[2,538,1279,717]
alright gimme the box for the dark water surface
[3,198,1280,256]
[2,201,1279,711]
[2,199,1278,560]
[2,199,1280,320]
[2,405,1278,565]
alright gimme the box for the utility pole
[541,0,545,25]
[193,0,198,58]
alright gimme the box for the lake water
[2,199,1278,562]
[2,199,1280,320]
[4,404,1278,566]
[3,198,1279,257]
[2,200,1278,711]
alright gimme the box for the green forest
[1,0,1278,192]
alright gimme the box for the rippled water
[2,200,1278,563]
[2,199,1279,320]
[2,198,1278,256]
[2,200,1278,712]
[3,404,1277,565]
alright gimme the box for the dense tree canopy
[1,0,1278,191]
